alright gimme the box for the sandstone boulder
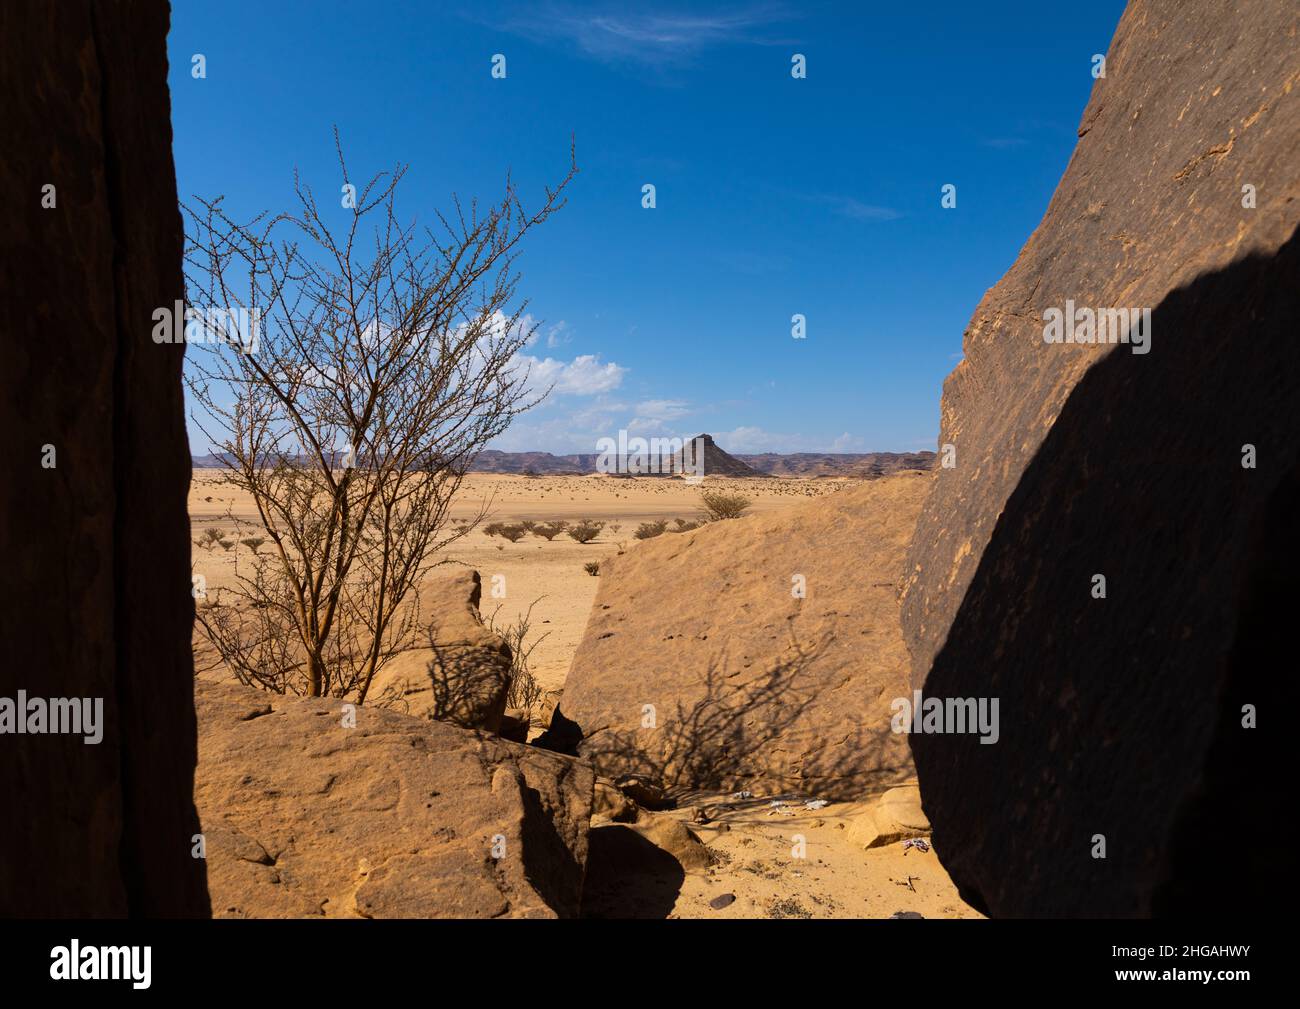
[195,680,593,918]
[898,0,1299,916]
[847,785,931,850]
[366,569,513,733]
[550,473,927,800]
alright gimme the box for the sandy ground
[188,471,858,691]
[188,469,981,919]
[585,791,982,920]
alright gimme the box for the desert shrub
[634,520,668,540]
[487,602,549,727]
[240,537,266,550]
[519,519,537,531]
[197,527,225,549]
[497,523,529,543]
[700,489,751,521]
[482,522,505,538]
[672,518,701,532]
[567,520,604,544]
[532,520,568,540]
[584,561,600,576]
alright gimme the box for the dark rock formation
[898,0,1298,916]
[0,1,209,915]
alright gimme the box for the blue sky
[169,1,1126,455]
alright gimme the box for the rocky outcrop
[365,569,513,732]
[898,0,1299,916]
[549,473,928,800]
[0,1,208,916]
[195,680,594,918]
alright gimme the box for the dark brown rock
[898,0,1299,917]
[195,680,594,918]
[0,0,208,916]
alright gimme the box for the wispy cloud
[823,195,902,222]
[494,3,798,68]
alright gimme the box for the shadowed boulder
[898,0,1299,917]
[0,0,207,916]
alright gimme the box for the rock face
[195,680,594,918]
[898,0,1299,916]
[550,474,928,800]
[0,1,208,916]
[365,569,513,732]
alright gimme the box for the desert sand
[189,468,980,919]
[189,471,858,692]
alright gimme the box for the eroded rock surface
[196,680,593,918]
[0,0,207,916]
[899,0,1299,916]
[551,474,928,800]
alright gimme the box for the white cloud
[629,398,691,427]
[524,353,627,395]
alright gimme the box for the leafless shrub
[184,130,575,698]
[672,518,702,532]
[532,520,569,540]
[487,601,549,727]
[497,523,529,543]
[584,561,600,576]
[634,520,667,539]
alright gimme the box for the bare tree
[184,132,575,699]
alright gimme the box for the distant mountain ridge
[192,439,934,478]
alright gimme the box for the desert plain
[188,468,981,919]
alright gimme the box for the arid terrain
[190,471,873,693]
[188,468,980,919]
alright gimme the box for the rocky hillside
[898,0,1298,917]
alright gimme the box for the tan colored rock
[367,569,513,733]
[635,814,711,872]
[592,779,639,823]
[549,473,928,800]
[195,680,593,918]
[847,786,930,849]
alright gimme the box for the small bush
[197,527,225,549]
[240,537,266,550]
[672,518,702,533]
[700,489,751,521]
[482,521,505,538]
[487,602,550,727]
[497,523,529,543]
[532,521,569,541]
[519,519,537,532]
[584,561,600,576]
[567,520,604,544]
[634,520,668,540]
